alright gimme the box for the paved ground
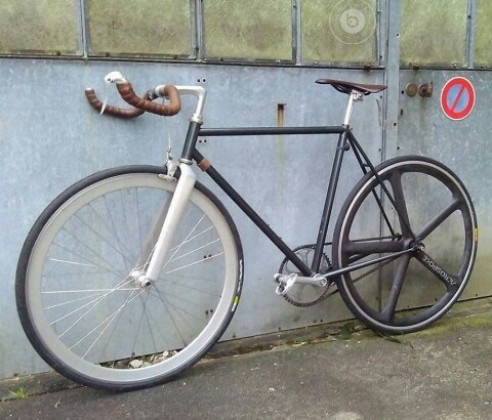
[1,300,492,420]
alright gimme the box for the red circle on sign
[440,77,475,121]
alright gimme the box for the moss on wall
[87,0,193,57]
[2,0,491,68]
[301,0,377,65]
[474,0,492,67]
[203,0,292,61]
[0,0,78,54]
[400,0,468,67]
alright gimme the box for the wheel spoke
[163,251,225,276]
[76,288,144,358]
[414,249,459,292]
[52,278,136,336]
[388,170,414,238]
[379,254,411,323]
[18,170,241,390]
[415,198,462,242]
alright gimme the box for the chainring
[278,244,336,307]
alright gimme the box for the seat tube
[311,130,349,271]
[311,91,360,271]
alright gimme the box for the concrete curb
[1,298,491,402]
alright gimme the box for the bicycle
[15,71,478,391]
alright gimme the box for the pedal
[274,273,298,295]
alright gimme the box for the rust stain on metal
[277,103,285,127]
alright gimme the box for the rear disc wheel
[333,156,477,334]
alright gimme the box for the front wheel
[16,166,243,391]
[333,156,478,334]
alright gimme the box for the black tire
[333,156,477,334]
[16,165,243,391]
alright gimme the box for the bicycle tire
[16,165,243,391]
[332,156,477,334]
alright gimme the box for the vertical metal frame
[194,0,204,61]
[466,0,476,68]
[293,0,301,64]
[80,0,94,57]
[78,0,88,58]
[381,0,401,161]
[374,0,382,67]
[376,0,385,67]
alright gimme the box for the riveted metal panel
[398,70,491,300]
[1,0,490,384]
[0,59,384,378]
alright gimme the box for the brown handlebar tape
[116,83,181,116]
[84,88,145,119]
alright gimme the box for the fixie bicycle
[16,71,478,391]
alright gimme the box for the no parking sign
[440,77,475,121]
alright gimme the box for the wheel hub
[130,269,153,288]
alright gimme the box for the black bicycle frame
[178,121,404,279]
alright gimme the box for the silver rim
[25,173,239,386]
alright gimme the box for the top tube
[164,85,364,128]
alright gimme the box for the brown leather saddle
[316,79,387,95]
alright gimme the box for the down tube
[192,150,312,277]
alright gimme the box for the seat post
[343,90,364,126]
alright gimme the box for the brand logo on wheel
[420,253,457,286]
